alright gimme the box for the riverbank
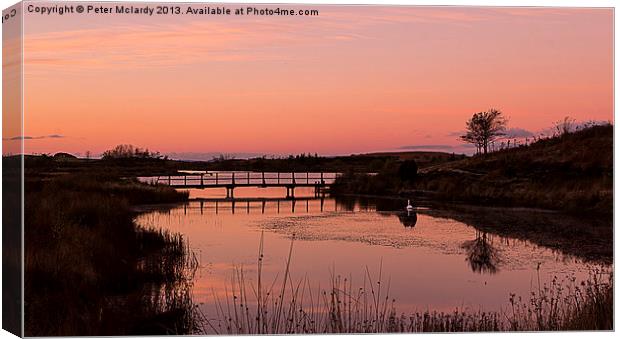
[332,125,612,217]
[24,173,197,336]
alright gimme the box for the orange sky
[12,4,614,158]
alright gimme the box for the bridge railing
[142,172,339,187]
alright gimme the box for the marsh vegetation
[24,174,198,336]
[198,235,612,334]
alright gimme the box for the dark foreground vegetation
[24,173,198,336]
[332,125,612,217]
[201,236,612,334]
[3,157,21,335]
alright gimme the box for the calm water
[135,185,606,322]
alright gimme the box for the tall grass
[198,234,612,334]
[25,174,197,336]
[507,267,613,331]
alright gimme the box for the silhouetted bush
[102,144,164,160]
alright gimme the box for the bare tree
[460,109,507,154]
[85,150,91,160]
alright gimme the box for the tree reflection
[334,196,357,211]
[398,210,418,228]
[461,231,501,274]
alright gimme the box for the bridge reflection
[183,196,332,214]
[178,196,421,228]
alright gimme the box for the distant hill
[361,151,467,168]
[415,124,613,215]
[53,152,77,159]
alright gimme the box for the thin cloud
[3,134,65,141]
[23,15,372,74]
[400,144,455,150]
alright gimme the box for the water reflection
[398,210,418,227]
[462,231,502,275]
[136,187,605,318]
[182,195,419,219]
[181,196,329,215]
[334,195,411,212]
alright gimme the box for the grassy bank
[415,125,612,215]
[201,236,612,334]
[24,174,197,336]
[332,125,612,216]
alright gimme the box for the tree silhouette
[460,109,507,154]
[101,144,161,160]
[461,231,501,274]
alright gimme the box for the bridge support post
[286,186,295,199]
[226,187,234,199]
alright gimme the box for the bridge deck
[140,172,338,189]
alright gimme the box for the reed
[24,174,196,336]
[198,235,612,334]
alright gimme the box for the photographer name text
[26,4,319,17]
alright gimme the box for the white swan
[406,199,413,211]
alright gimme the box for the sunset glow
[17,4,613,157]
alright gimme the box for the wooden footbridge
[142,171,338,198]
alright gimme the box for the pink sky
[11,4,614,157]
